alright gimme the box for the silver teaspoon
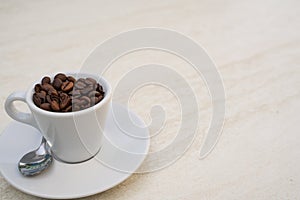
[18,137,53,176]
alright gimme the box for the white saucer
[0,103,150,199]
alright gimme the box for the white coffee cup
[5,72,112,163]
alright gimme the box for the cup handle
[5,91,38,129]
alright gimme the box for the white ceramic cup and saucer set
[0,72,150,199]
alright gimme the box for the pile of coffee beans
[33,73,105,112]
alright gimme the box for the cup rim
[26,72,112,117]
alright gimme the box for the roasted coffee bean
[72,98,80,104]
[80,85,93,95]
[67,76,76,82]
[60,93,71,110]
[99,94,104,101]
[33,93,42,106]
[48,88,58,96]
[72,98,84,109]
[70,89,81,97]
[86,77,97,85]
[88,91,101,98]
[77,78,85,83]
[40,103,51,111]
[78,99,86,106]
[54,73,67,81]
[74,91,82,97]
[74,81,86,89]
[84,79,95,86]
[72,105,81,111]
[80,96,91,105]
[52,95,60,103]
[81,104,89,109]
[41,76,51,85]
[34,84,42,93]
[52,78,63,90]
[63,105,72,112]
[90,97,100,105]
[41,90,47,96]
[61,81,73,92]
[42,83,55,91]
[90,97,96,105]
[36,91,46,103]
[46,95,52,103]
[36,90,46,97]
[50,101,60,111]
[96,83,103,92]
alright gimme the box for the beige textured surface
[0,0,300,199]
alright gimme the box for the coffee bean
[53,78,63,90]
[74,81,86,89]
[77,78,85,83]
[48,89,58,96]
[71,90,81,97]
[41,76,51,85]
[60,93,71,110]
[81,104,89,109]
[40,103,51,111]
[78,99,86,106]
[61,81,73,92]
[33,93,42,106]
[42,83,55,92]
[72,105,81,111]
[34,84,42,93]
[54,73,67,81]
[46,95,52,103]
[40,90,47,96]
[96,83,103,92]
[98,93,104,101]
[88,91,101,98]
[36,91,46,103]
[86,77,97,85]
[63,105,72,112]
[52,95,60,103]
[84,79,95,86]
[72,98,85,110]
[80,85,93,95]
[90,97,100,105]
[72,98,80,104]
[80,96,91,105]
[50,101,60,111]
[67,76,76,82]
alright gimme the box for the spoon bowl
[18,137,53,176]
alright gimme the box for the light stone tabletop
[0,0,299,199]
